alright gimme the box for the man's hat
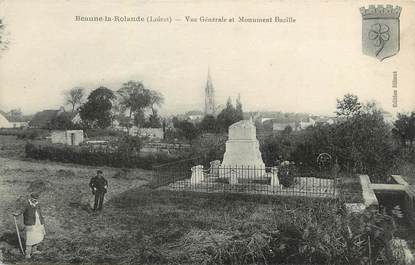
[97,170,103,174]
[30,192,40,199]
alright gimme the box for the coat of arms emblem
[360,5,401,61]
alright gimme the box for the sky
[0,0,414,116]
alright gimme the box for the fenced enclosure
[152,157,339,198]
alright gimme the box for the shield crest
[360,5,401,61]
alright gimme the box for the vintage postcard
[0,0,415,264]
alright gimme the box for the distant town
[0,69,396,138]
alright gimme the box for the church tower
[204,68,215,116]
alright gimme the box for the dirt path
[0,156,152,262]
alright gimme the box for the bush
[278,162,296,187]
[25,142,177,169]
[0,128,49,140]
[85,128,125,139]
[204,202,404,265]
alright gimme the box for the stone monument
[209,160,221,177]
[219,119,266,182]
[190,165,204,184]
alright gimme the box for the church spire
[205,67,215,116]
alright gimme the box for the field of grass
[1,177,342,265]
[0,156,152,265]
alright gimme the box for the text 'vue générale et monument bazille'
[74,15,297,24]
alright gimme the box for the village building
[51,130,84,146]
[299,117,316,130]
[272,121,299,131]
[29,107,65,128]
[128,126,164,141]
[0,112,12,128]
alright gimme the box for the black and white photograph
[0,0,415,264]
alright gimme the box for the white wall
[51,130,84,145]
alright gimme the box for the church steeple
[205,67,215,116]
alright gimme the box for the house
[29,107,65,128]
[51,130,84,146]
[272,122,299,131]
[0,112,12,128]
[129,126,164,140]
[0,110,31,128]
[299,117,315,130]
[314,116,336,126]
[184,110,204,123]
[7,115,30,128]
[71,112,82,125]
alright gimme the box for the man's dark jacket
[89,176,108,194]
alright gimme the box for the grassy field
[0,154,152,265]
[0,148,344,265]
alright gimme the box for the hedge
[25,142,177,169]
[0,128,49,139]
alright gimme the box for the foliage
[64,87,85,113]
[49,112,75,130]
[204,204,403,265]
[115,135,143,155]
[393,112,415,147]
[199,115,217,133]
[282,125,293,135]
[24,142,175,169]
[190,133,227,162]
[0,128,50,140]
[277,162,296,187]
[260,134,297,166]
[173,120,199,142]
[336,93,362,118]
[109,190,406,265]
[145,111,162,128]
[85,128,125,139]
[79,87,115,129]
[0,18,8,52]
[290,124,334,169]
[216,97,243,132]
[117,81,164,128]
[289,96,394,176]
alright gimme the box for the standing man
[13,192,46,259]
[89,170,108,211]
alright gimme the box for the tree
[175,120,199,142]
[332,102,392,175]
[146,111,162,128]
[0,18,8,52]
[199,115,217,133]
[336,94,362,118]
[235,94,244,121]
[79,87,115,128]
[64,87,85,113]
[282,125,293,136]
[50,112,74,130]
[7,109,23,121]
[216,97,243,132]
[149,90,164,117]
[117,81,164,129]
[393,112,415,147]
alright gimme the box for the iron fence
[152,159,338,198]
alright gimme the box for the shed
[51,130,84,146]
